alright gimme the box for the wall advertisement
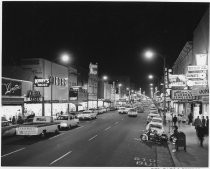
[168,74,186,87]
[2,78,22,96]
[171,90,193,100]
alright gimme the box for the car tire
[40,130,46,138]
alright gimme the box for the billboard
[2,78,22,96]
[171,90,193,100]
[168,74,186,87]
[89,63,98,75]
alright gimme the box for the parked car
[151,117,163,125]
[1,117,10,127]
[147,113,161,124]
[77,110,97,120]
[16,116,59,138]
[55,115,79,130]
[89,108,99,115]
[128,108,138,117]
[109,107,117,111]
[97,107,107,114]
[146,123,165,136]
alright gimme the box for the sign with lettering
[187,80,208,86]
[186,72,206,79]
[89,63,98,75]
[187,65,208,72]
[171,90,193,100]
[2,78,22,96]
[168,74,186,87]
[34,78,50,87]
[27,90,41,101]
[192,87,209,96]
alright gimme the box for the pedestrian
[201,116,206,127]
[196,125,205,147]
[178,114,182,127]
[205,116,209,136]
[12,116,16,124]
[194,116,202,133]
[188,113,193,125]
[172,115,178,126]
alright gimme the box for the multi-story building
[171,7,209,119]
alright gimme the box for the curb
[167,142,182,167]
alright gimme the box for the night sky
[2,1,208,92]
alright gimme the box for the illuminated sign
[187,80,208,86]
[192,87,209,96]
[34,79,50,87]
[2,78,22,96]
[186,72,206,79]
[171,90,193,100]
[187,65,208,72]
[89,63,98,75]
[51,76,67,86]
[168,74,186,87]
[27,90,41,101]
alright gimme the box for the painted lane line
[50,151,72,165]
[114,121,119,125]
[1,147,25,158]
[104,126,111,131]
[49,133,65,140]
[88,135,98,141]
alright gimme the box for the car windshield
[149,124,162,129]
[1,117,7,121]
[57,116,68,120]
[152,119,162,123]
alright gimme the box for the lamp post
[50,53,71,117]
[118,83,122,99]
[102,75,108,107]
[126,87,130,103]
[144,50,166,125]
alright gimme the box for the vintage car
[146,122,165,136]
[77,110,97,120]
[55,115,79,130]
[127,108,138,117]
[16,116,59,138]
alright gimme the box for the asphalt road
[1,110,174,167]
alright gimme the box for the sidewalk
[164,121,209,167]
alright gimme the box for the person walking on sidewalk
[188,112,193,125]
[205,116,209,136]
[172,115,178,127]
[194,116,202,134]
[201,116,206,127]
[196,125,205,147]
[178,114,182,127]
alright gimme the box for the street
[2,111,174,167]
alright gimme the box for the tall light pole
[118,83,122,99]
[50,53,71,116]
[144,50,166,125]
[102,75,108,107]
[126,87,130,103]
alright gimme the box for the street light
[50,53,71,116]
[150,83,153,86]
[144,49,166,125]
[148,74,154,79]
[103,75,108,81]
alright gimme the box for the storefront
[21,58,69,116]
[2,77,33,120]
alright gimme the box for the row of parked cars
[2,106,118,138]
[117,105,144,117]
[145,105,165,136]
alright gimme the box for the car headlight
[61,123,67,127]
